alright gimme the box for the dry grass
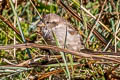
[0,0,120,80]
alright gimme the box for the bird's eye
[46,21,49,24]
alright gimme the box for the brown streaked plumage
[39,14,84,52]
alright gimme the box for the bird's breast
[41,23,84,51]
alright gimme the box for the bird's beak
[29,19,45,33]
[37,21,45,27]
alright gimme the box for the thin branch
[0,43,120,63]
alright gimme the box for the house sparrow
[38,13,84,52]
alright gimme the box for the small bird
[38,13,84,52]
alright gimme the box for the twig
[86,0,107,44]
[0,43,120,63]
[80,5,120,41]
[0,15,31,42]
[2,58,16,65]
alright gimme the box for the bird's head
[43,13,65,24]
